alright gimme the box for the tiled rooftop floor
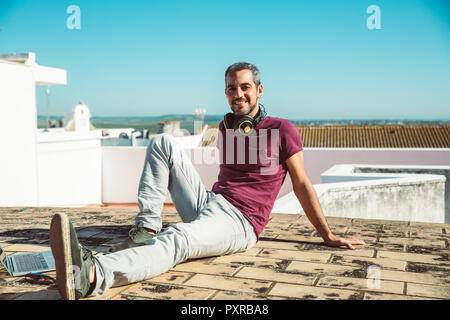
[0,207,449,300]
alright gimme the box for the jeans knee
[164,223,191,262]
[150,133,173,147]
[147,133,174,155]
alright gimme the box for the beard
[232,99,259,117]
[245,101,258,116]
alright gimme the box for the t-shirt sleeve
[280,120,303,163]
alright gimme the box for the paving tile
[301,246,375,258]
[14,289,61,300]
[185,274,272,295]
[367,242,405,252]
[146,271,193,285]
[323,216,355,226]
[344,229,380,240]
[317,275,404,295]
[269,283,360,300]
[0,268,16,284]
[86,285,131,300]
[112,294,152,300]
[118,282,215,300]
[363,292,434,300]
[0,286,39,300]
[172,260,240,276]
[345,226,381,237]
[374,269,449,286]
[377,229,410,238]
[254,240,304,251]
[351,219,405,227]
[287,222,319,230]
[269,214,300,223]
[286,261,365,278]
[259,229,280,238]
[331,255,406,271]
[274,234,325,244]
[377,237,446,248]
[405,245,449,256]
[409,221,446,230]
[212,290,287,300]
[377,250,449,265]
[282,225,348,238]
[406,261,450,273]
[408,230,448,241]
[212,254,286,269]
[234,266,316,285]
[235,247,263,256]
[4,244,51,252]
[406,282,450,299]
[258,248,331,263]
[341,234,378,243]
[0,242,12,248]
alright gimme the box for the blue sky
[1,0,449,120]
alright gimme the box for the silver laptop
[0,245,55,276]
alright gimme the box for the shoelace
[79,243,94,261]
[128,226,140,238]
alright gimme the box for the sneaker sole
[49,213,75,300]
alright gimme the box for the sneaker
[49,213,94,300]
[108,225,157,253]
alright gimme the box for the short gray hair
[225,62,261,87]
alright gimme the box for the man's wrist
[322,232,335,243]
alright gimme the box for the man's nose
[234,87,244,98]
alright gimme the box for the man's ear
[257,84,263,97]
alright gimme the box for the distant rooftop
[201,124,450,148]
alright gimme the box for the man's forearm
[293,182,334,241]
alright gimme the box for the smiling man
[49,62,365,299]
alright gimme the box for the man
[49,62,365,299]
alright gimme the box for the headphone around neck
[223,104,267,135]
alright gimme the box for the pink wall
[303,148,450,184]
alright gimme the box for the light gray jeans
[91,133,257,296]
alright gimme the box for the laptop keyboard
[15,254,49,273]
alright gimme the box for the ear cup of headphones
[223,104,266,133]
[223,113,235,130]
[233,115,255,135]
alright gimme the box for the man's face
[225,69,263,117]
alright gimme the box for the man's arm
[285,151,365,250]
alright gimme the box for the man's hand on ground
[323,234,366,250]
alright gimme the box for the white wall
[101,146,450,205]
[274,164,447,223]
[36,130,103,206]
[0,61,39,206]
[102,147,147,203]
[101,146,221,204]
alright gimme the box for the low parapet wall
[272,164,447,224]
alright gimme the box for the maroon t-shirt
[211,116,303,238]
